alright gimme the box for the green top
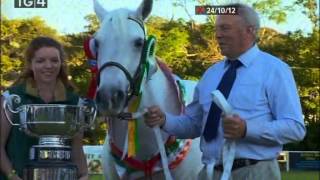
[0,79,79,179]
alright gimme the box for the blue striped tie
[203,60,242,142]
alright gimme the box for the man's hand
[222,114,246,139]
[144,105,166,128]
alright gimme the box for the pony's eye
[134,38,144,48]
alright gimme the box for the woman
[0,37,88,180]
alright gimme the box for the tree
[84,14,100,34]
[1,16,59,89]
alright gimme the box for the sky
[1,0,316,35]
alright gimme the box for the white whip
[211,90,236,180]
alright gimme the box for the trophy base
[23,161,77,180]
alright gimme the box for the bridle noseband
[97,61,137,97]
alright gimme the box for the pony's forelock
[97,9,136,40]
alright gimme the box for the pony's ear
[136,0,153,20]
[94,0,107,22]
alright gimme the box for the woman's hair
[13,36,76,90]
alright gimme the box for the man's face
[215,15,253,59]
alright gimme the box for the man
[144,3,306,180]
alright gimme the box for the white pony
[91,0,202,179]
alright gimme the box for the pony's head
[93,0,157,116]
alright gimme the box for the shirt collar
[224,44,260,68]
[26,78,66,101]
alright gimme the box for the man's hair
[229,3,260,38]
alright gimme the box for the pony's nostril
[116,90,125,101]
[111,90,125,106]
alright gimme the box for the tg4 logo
[15,0,47,8]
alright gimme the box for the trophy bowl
[20,104,84,137]
[3,94,96,138]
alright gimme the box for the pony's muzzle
[96,87,126,114]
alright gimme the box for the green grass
[89,174,104,180]
[281,171,320,180]
[89,171,320,180]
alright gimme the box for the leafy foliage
[1,16,59,88]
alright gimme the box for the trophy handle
[80,99,97,129]
[2,94,22,126]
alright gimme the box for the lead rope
[153,125,173,180]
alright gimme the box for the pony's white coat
[93,0,202,179]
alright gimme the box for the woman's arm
[0,97,22,180]
[71,131,88,180]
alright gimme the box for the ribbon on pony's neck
[127,94,142,157]
[125,60,149,158]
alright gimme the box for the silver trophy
[3,94,96,180]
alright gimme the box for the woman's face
[31,47,61,84]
